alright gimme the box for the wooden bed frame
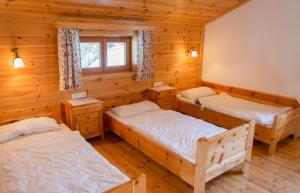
[0,103,63,125]
[176,81,300,155]
[0,103,146,193]
[105,110,255,193]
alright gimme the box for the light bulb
[13,57,25,69]
[191,50,198,58]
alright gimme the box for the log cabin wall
[0,14,202,110]
[0,0,247,110]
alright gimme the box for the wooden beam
[54,22,155,31]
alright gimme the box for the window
[80,42,101,68]
[80,37,131,74]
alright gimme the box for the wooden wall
[0,12,203,110]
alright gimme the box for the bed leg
[293,118,300,141]
[293,131,299,141]
[268,142,277,155]
[241,120,255,176]
[194,138,208,193]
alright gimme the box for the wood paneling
[1,0,249,24]
[0,103,62,125]
[0,9,202,111]
[0,0,250,110]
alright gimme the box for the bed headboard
[202,81,300,108]
[0,103,62,126]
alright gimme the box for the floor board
[90,133,300,193]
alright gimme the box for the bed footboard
[194,120,255,193]
[274,107,300,140]
[269,107,300,154]
[104,174,146,193]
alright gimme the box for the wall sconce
[12,48,25,69]
[185,46,198,58]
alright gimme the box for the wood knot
[218,153,224,164]
[210,155,215,163]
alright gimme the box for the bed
[0,103,146,193]
[176,82,300,155]
[105,100,255,193]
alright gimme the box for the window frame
[80,36,132,75]
[80,37,103,74]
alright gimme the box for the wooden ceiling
[0,0,248,24]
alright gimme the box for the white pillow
[180,87,216,101]
[112,100,160,118]
[0,117,59,143]
[31,117,59,133]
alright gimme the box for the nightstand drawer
[149,90,177,100]
[75,112,103,139]
[157,90,177,98]
[159,103,176,110]
[72,103,102,116]
[155,97,176,104]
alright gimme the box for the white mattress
[0,125,129,193]
[178,93,292,128]
[107,110,227,164]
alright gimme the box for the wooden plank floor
[90,133,300,193]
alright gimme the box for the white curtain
[57,28,83,91]
[136,31,154,81]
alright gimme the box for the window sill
[84,72,136,81]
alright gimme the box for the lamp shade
[13,57,25,69]
[191,50,198,58]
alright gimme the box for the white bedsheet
[107,110,227,164]
[0,126,129,193]
[190,93,291,128]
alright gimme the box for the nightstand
[64,97,104,139]
[148,86,177,110]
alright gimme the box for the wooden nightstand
[64,97,104,139]
[148,86,177,110]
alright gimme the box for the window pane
[107,42,126,67]
[80,42,101,68]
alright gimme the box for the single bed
[176,83,300,155]
[0,103,145,193]
[105,100,255,193]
